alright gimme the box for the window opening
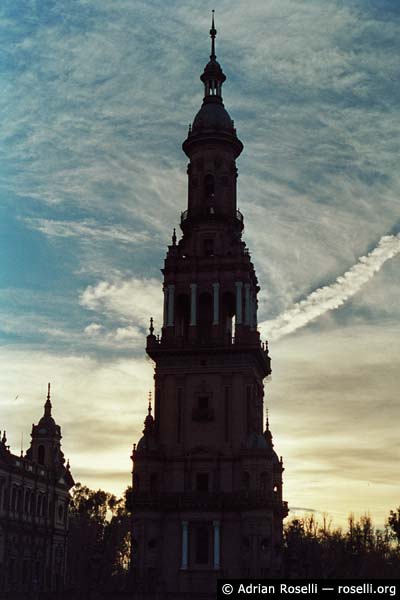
[196,473,209,492]
[195,525,210,564]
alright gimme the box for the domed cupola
[200,12,226,98]
[183,12,243,158]
[264,410,281,466]
[136,393,159,453]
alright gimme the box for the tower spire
[210,10,217,60]
[143,391,154,435]
[198,10,226,101]
[44,381,52,417]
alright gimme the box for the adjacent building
[130,16,288,599]
[0,384,74,597]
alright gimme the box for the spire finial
[210,10,217,60]
[172,228,177,246]
[143,391,154,436]
[266,406,270,430]
[149,317,154,335]
[44,382,52,417]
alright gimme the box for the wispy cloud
[80,277,163,328]
[1,0,399,525]
[24,217,151,245]
[261,233,400,340]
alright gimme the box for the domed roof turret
[136,393,159,454]
[263,410,282,465]
[192,99,234,133]
[33,383,60,437]
[182,11,243,158]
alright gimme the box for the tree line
[64,484,400,597]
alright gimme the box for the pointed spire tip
[210,9,217,59]
[44,381,52,417]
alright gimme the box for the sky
[0,0,399,527]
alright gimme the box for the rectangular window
[195,525,210,564]
[177,388,182,443]
[196,473,209,492]
[198,396,209,410]
[192,396,214,421]
[204,238,214,256]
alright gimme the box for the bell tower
[130,14,288,599]
[29,383,65,469]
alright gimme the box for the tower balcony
[128,489,288,515]
[180,207,244,231]
[146,330,271,377]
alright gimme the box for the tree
[388,507,400,545]
[66,483,131,598]
[284,511,400,579]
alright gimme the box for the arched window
[38,445,45,465]
[221,291,236,341]
[16,487,22,512]
[198,293,213,342]
[24,489,30,514]
[204,174,215,200]
[175,294,190,339]
[260,472,270,495]
[42,495,47,517]
[30,491,35,516]
[37,494,42,517]
[260,538,270,552]
[150,473,159,493]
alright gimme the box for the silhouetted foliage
[66,487,400,597]
[388,507,400,545]
[284,511,400,578]
[66,483,131,598]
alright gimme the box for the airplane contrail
[260,233,400,342]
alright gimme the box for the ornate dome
[136,434,158,453]
[192,98,234,132]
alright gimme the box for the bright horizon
[1,1,399,528]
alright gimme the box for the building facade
[0,384,74,598]
[130,17,288,599]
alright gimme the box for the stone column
[190,283,197,326]
[235,282,243,325]
[181,521,189,569]
[244,283,251,326]
[213,520,221,570]
[212,283,220,325]
[167,284,175,327]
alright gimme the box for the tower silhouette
[130,15,287,599]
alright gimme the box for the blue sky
[1,0,399,525]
